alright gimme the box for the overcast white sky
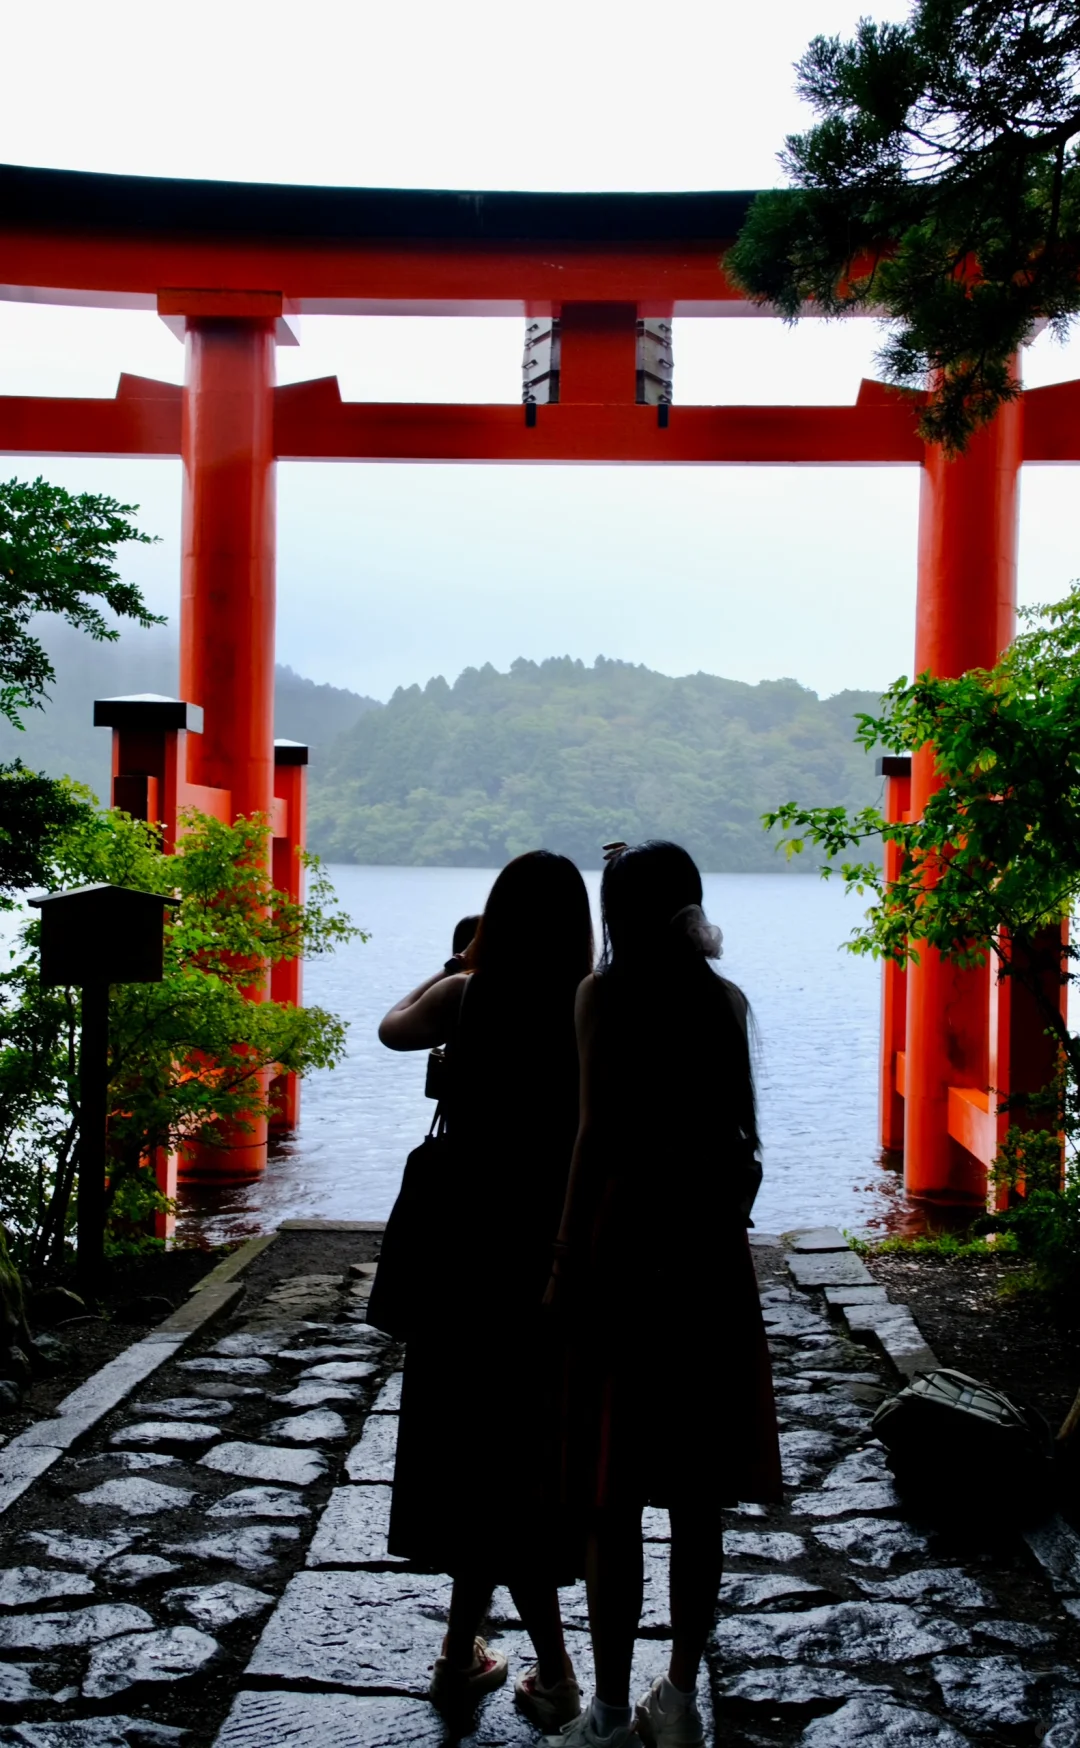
[2,0,1079,702]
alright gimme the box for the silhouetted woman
[547,841,781,1748]
[379,850,594,1731]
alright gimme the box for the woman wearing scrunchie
[544,841,781,1748]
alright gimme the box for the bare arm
[378,970,468,1051]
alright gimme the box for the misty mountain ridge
[0,622,379,800]
[2,632,883,872]
[306,654,883,872]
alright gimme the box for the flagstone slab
[798,1694,970,1744]
[176,1358,272,1378]
[779,1431,842,1487]
[931,1654,1035,1727]
[70,1451,178,1473]
[163,1582,273,1631]
[0,1565,95,1608]
[214,1690,445,1748]
[273,1382,361,1410]
[0,1663,50,1705]
[345,1417,398,1484]
[265,1409,348,1444]
[721,1572,828,1610]
[822,1447,891,1488]
[788,1228,850,1253]
[725,1530,807,1564]
[306,1487,401,1568]
[131,1398,233,1421]
[859,1568,994,1610]
[77,1477,195,1515]
[1024,1516,1080,1597]
[212,1333,299,1358]
[812,1515,931,1568]
[0,1720,188,1746]
[276,1346,378,1366]
[83,1625,219,1699]
[368,1374,403,1414]
[105,1556,182,1589]
[25,1530,133,1568]
[206,1486,310,1520]
[198,1441,327,1487]
[112,1421,222,1452]
[0,1603,153,1650]
[163,1526,301,1574]
[788,1251,873,1289]
[297,1361,376,1385]
[825,1285,891,1308]
[246,1569,453,1692]
[791,1482,901,1518]
[974,1617,1055,1648]
[711,1601,967,1668]
[719,1667,887,1708]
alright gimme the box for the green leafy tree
[0,808,361,1272]
[764,588,1080,1376]
[0,476,162,909]
[726,0,1080,451]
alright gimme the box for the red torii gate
[2,163,1077,1200]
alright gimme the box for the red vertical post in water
[903,386,1022,1202]
[179,317,277,1178]
[878,756,911,1153]
[270,740,308,1134]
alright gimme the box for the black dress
[387,971,581,1578]
[560,964,782,1516]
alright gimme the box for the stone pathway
[1,1230,1079,1745]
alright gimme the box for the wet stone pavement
[0,1234,1078,1746]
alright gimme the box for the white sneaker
[542,1708,643,1746]
[634,1675,705,1748]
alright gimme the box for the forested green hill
[307,657,883,872]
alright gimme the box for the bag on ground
[871,1368,1052,1515]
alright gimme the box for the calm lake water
[178,866,911,1246]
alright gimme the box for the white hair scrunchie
[670,903,723,959]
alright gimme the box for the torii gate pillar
[903,393,1022,1202]
[179,314,277,1178]
[180,316,277,827]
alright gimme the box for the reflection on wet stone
[344,1416,398,1484]
[812,1515,931,1568]
[25,1530,133,1568]
[104,1556,182,1589]
[719,1666,887,1708]
[199,1442,327,1487]
[858,1568,994,1610]
[215,1690,445,1748]
[931,1654,1037,1727]
[265,1409,348,1444]
[206,1486,310,1519]
[725,1530,806,1564]
[164,1526,301,1573]
[76,1477,195,1515]
[163,1582,274,1631]
[246,1569,453,1692]
[83,1625,220,1699]
[711,1601,968,1667]
[0,1565,95,1608]
[306,1487,401,1568]
[798,1694,971,1744]
[0,1603,153,1650]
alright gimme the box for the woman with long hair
[545,841,781,1748]
[379,849,594,1732]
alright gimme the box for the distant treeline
[306,656,884,872]
[6,632,883,873]
[0,623,378,800]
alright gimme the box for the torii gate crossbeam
[0,162,1074,1204]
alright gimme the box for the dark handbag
[368,980,470,1340]
[870,1368,1052,1520]
[367,1110,455,1340]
